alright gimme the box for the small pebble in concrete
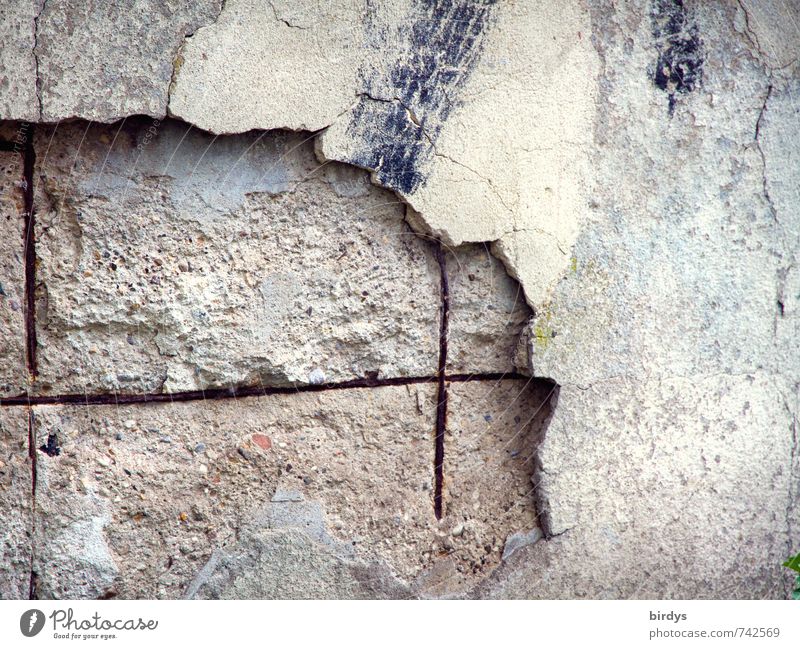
[252,434,272,451]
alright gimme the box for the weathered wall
[0,0,798,599]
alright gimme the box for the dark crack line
[19,123,40,599]
[754,84,777,222]
[22,123,38,380]
[33,1,45,120]
[269,0,308,29]
[433,243,450,520]
[0,372,527,408]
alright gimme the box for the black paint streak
[650,0,703,114]
[344,0,497,194]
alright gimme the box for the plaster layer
[737,0,800,70]
[475,374,799,599]
[168,0,364,132]
[493,0,800,600]
[171,0,598,307]
[521,1,799,388]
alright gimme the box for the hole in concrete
[1,117,559,598]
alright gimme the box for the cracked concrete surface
[0,408,31,599]
[737,0,800,70]
[0,0,799,599]
[500,0,800,599]
[477,375,798,599]
[520,1,798,391]
[0,148,27,396]
[32,387,439,598]
[36,0,223,122]
[169,0,363,132]
[32,121,442,393]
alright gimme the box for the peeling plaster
[167,0,599,309]
[1,0,798,600]
[2,0,599,311]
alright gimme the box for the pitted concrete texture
[32,385,438,599]
[33,120,441,394]
[35,0,222,122]
[474,375,799,599]
[0,148,27,397]
[423,379,554,596]
[446,245,531,375]
[0,408,31,599]
[0,1,39,121]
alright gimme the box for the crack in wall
[268,1,308,30]
[530,381,559,540]
[32,1,45,120]
[0,372,527,408]
[167,1,228,110]
[736,0,764,57]
[754,83,777,222]
[330,0,499,195]
[786,388,799,581]
[21,123,37,381]
[433,243,450,519]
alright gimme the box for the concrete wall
[0,0,798,598]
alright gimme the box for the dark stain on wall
[38,432,61,457]
[650,0,703,114]
[341,0,497,195]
